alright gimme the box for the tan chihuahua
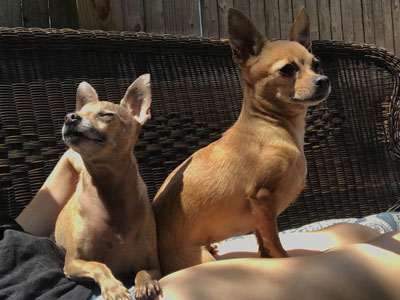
[152,8,331,275]
[55,74,161,300]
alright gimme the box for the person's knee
[327,223,381,244]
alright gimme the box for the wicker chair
[1,28,400,231]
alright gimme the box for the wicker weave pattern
[1,28,400,230]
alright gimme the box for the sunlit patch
[280,231,341,252]
[80,102,102,116]
[271,59,289,73]
[392,232,400,242]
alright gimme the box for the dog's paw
[101,280,132,300]
[134,279,160,300]
[206,243,219,256]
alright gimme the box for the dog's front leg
[134,269,161,300]
[64,256,131,300]
[248,188,288,258]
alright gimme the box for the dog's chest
[185,141,307,243]
[81,212,147,273]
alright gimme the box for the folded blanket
[281,211,400,234]
[0,213,94,300]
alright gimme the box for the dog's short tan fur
[55,74,161,300]
[152,8,331,275]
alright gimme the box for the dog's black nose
[313,75,330,89]
[64,112,81,124]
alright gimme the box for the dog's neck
[83,153,137,187]
[79,151,143,220]
[238,82,308,150]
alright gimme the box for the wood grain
[392,0,400,54]
[330,0,343,40]
[250,0,266,36]
[372,0,384,47]
[382,0,394,52]
[341,0,354,41]
[76,0,115,30]
[22,0,49,28]
[1,0,400,56]
[143,0,165,34]
[352,0,364,43]
[218,0,233,38]
[0,0,22,27]
[201,0,219,37]
[317,0,331,40]
[279,0,293,39]
[305,0,319,40]
[362,0,375,44]
[264,0,280,38]
[49,0,78,29]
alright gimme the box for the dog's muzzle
[312,75,330,94]
[62,113,106,145]
[62,112,82,144]
[306,75,331,103]
[64,112,82,125]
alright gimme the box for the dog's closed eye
[97,111,115,121]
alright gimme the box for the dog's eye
[312,60,321,73]
[280,64,296,76]
[97,112,115,119]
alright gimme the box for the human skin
[16,152,400,300]
[154,227,400,300]
[16,149,82,236]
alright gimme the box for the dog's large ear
[76,81,99,111]
[120,73,152,125]
[289,7,311,51]
[228,8,266,67]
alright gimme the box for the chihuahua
[55,74,161,300]
[152,8,330,275]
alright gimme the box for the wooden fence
[0,0,400,56]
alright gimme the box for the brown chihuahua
[152,8,331,275]
[55,74,161,300]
